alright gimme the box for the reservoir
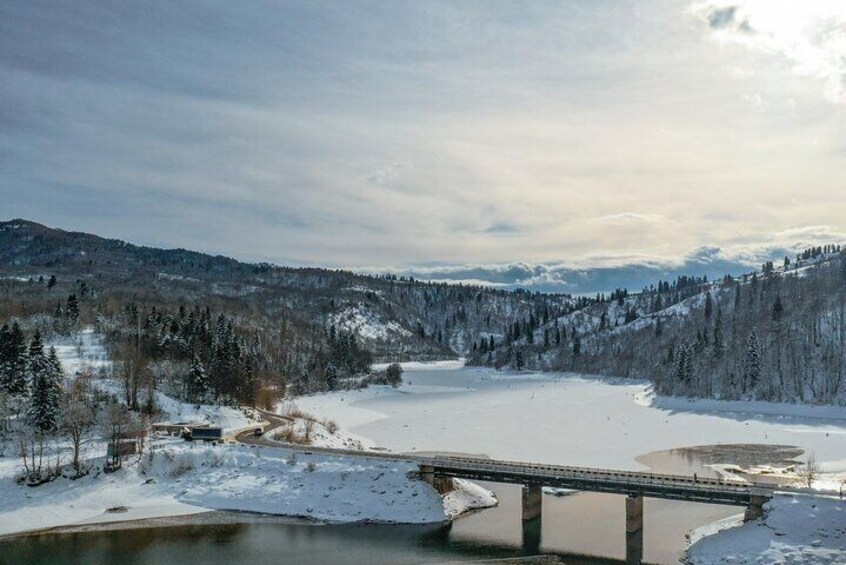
[5,364,845,564]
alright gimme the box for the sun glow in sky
[1,1,845,277]
[693,0,846,103]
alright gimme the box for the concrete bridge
[418,455,773,564]
[236,411,774,563]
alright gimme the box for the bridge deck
[423,455,772,505]
[237,411,774,507]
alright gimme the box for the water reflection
[3,484,740,565]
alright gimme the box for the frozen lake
[297,364,846,471]
[293,364,846,563]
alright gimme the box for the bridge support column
[419,465,435,487]
[521,485,542,522]
[433,476,455,495]
[625,495,644,565]
[419,465,453,494]
[521,485,542,554]
[744,495,766,522]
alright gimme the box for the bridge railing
[425,455,772,496]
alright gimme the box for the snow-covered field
[0,443,494,537]
[687,494,846,564]
[0,331,496,538]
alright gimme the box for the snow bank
[443,478,498,519]
[268,415,375,451]
[153,392,255,434]
[638,389,846,423]
[140,445,449,524]
[686,494,846,564]
[0,444,496,537]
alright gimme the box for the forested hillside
[470,246,846,405]
[3,220,844,406]
[0,220,570,406]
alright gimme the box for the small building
[153,421,211,436]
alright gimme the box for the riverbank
[685,493,846,564]
[0,443,496,539]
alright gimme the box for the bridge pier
[744,495,767,522]
[419,464,435,487]
[625,494,644,565]
[419,465,454,494]
[521,485,543,522]
[521,485,543,554]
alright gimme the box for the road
[233,409,291,445]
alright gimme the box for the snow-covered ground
[268,407,376,451]
[0,330,496,538]
[687,494,846,564]
[49,328,110,378]
[330,303,411,341]
[49,329,255,434]
[0,443,495,537]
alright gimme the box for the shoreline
[0,488,494,542]
[0,510,315,541]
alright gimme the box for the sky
[2,1,846,291]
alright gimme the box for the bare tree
[60,399,96,478]
[98,401,143,471]
[114,344,151,412]
[17,428,47,485]
[798,452,821,488]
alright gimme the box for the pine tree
[325,364,339,391]
[28,338,62,433]
[704,293,713,320]
[676,345,689,385]
[0,323,12,393]
[772,294,784,322]
[66,294,80,328]
[187,354,210,403]
[744,330,761,395]
[712,311,725,359]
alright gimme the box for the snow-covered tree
[744,330,761,396]
[27,336,63,433]
[186,354,210,404]
[0,322,28,396]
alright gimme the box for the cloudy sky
[2,1,846,290]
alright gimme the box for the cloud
[593,213,673,225]
[707,6,737,29]
[362,226,846,294]
[362,162,412,187]
[481,222,523,235]
[692,1,846,104]
[1,2,845,270]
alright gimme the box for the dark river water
[2,476,744,565]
